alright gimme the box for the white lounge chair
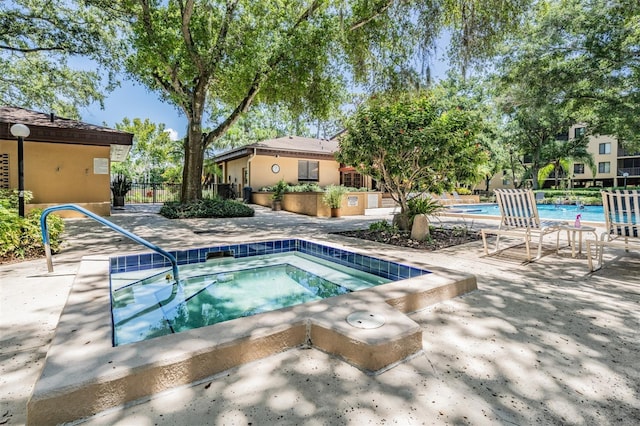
[481,189,565,261]
[452,191,472,204]
[436,193,455,205]
[587,190,640,271]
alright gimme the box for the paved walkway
[1,205,639,425]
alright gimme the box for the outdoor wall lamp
[10,123,30,217]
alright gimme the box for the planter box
[252,191,380,217]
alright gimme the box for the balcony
[618,167,640,177]
[618,148,640,157]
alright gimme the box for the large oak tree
[91,0,533,203]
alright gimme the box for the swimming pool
[110,239,430,345]
[447,203,605,222]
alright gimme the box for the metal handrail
[40,204,179,283]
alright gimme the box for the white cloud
[165,128,179,141]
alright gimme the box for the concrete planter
[252,191,380,217]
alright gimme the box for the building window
[298,160,319,181]
[598,162,610,173]
[0,154,8,189]
[599,143,611,154]
[343,172,362,188]
[573,163,585,174]
[574,127,586,138]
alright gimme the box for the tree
[496,0,640,150]
[112,118,183,183]
[0,0,121,118]
[90,0,534,203]
[336,89,488,229]
[441,0,535,78]
[212,104,315,151]
[537,135,595,189]
[495,26,580,190]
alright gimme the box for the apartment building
[479,124,640,192]
[564,124,640,188]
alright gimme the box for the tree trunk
[181,119,205,202]
[531,166,539,189]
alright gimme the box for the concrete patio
[1,204,639,425]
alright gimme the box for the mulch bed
[0,249,46,265]
[333,227,483,250]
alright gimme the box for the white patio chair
[452,191,472,204]
[587,190,640,271]
[481,189,566,261]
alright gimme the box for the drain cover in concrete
[346,311,386,329]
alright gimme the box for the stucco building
[213,135,375,196]
[0,107,132,216]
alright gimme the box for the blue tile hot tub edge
[109,239,430,280]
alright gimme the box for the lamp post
[623,172,629,189]
[10,123,30,217]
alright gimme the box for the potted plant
[271,179,287,211]
[322,185,348,217]
[111,174,132,207]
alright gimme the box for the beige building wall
[250,155,340,188]
[222,154,341,191]
[0,140,112,216]
[224,157,247,188]
[568,124,617,185]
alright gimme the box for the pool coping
[27,239,477,425]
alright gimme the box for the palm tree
[537,136,595,189]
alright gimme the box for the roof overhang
[213,147,336,163]
[0,108,134,161]
[110,144,131,162]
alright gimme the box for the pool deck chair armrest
[587,190,640,271]
[481,189,565,262]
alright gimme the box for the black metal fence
[123,182,236,204]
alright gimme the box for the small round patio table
[556,224,598,258]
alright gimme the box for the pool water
[110,241,424,346]
[448,203,605,222]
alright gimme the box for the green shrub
[454,187,472,195]
[159,198,255,219]
[287,183,322,192]
[271,179,288,201]
[322,185,348,208]
[368,220,396,232]
[536,189,606,206]
[0,190,65,261]
[407,196,444,219]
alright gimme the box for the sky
[78,43,452,142]
[80,77,186,141]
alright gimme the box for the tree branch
[0,45,66,53]
[137,0,191,111]
[208,0,240,77]
[179,0,204,72]
[204,0,325,146]
[349,0,395,31]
